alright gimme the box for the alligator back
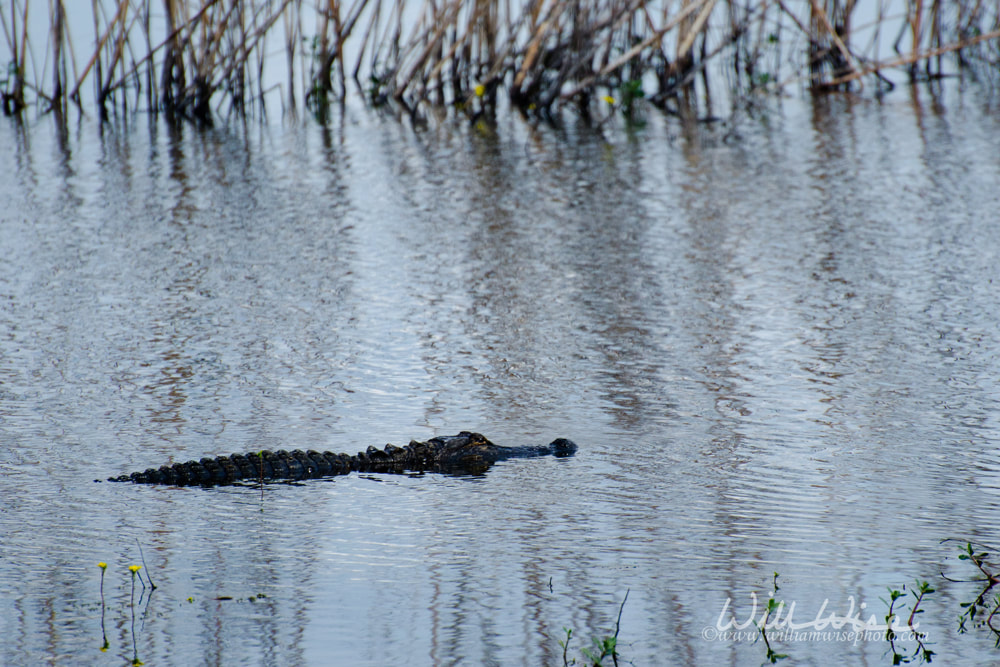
[108,431,577,486]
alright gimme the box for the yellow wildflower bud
[98,562,107,570]
[129,565,141,573]
[603,96,616,105]
[474,84,486,97]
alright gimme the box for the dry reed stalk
[735,0,782,90]
[339,0,376,69]
[90,0,104,105]
[559,0,707,101]
[677,0,715,63]
[351,0,380,84]
[49,0,65,108]
[99,2,134,111]
[4,0,999,121]
[512,10,557,92]
[808,0,860,84]
[311,0,371,102]
[391,0,465,101]
[870,0,887,81]
[140,0,156,109]
[673,0,716,88]
[282,1,297,111]
[649,10,753,108]
[362,0,404,89]
[100,0,216,111]
[193,1,238,101]
[825,25,1000,86]
[457,0,528,106]
[773,0,854,88]
[70,0,126,106]
[313,0,336,97]
[182,0,292,118]
[160,0,184,111]
[413,3,484,102]
[61,2,82,96]
[928,0,942,75]
[510,0,588,106]
[907,0,925,78]
[0,0,30,114]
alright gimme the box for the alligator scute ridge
[108,431,577,486]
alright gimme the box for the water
[2,84,1000,666]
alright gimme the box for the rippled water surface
[3,86,1000,666]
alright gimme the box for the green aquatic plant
[560,629,617,666]
[756,598,789,663]
[128,564,144,665]
[618,79,645,124]
[93,558,154,663]
[909,581,935,626]
[98,562,107,604]
[559,590,629,666]
[98,562,109,651]
[881,580,936,664]
[558,626,573,665]
[883,586,904,640]
[754,573,788,664]
[749,540,1000,664]
[129,565,142,593]
[945,541,1000,644]
[580,634,619,666]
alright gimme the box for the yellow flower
[98,562,107,570]
[603,96,616,105]
[129,565,141,573]
[474,84,486,97]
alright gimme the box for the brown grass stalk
[559,0,708,101]
[825,25,1000,86]
[4,0,1000,121]
[808,0,860,80]
[0,0,31,113]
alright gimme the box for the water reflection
[2,84,1000,665]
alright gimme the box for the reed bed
[2,0,998,122]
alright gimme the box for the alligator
[108,431,577,486]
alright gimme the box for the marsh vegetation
[2,0,998,123]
